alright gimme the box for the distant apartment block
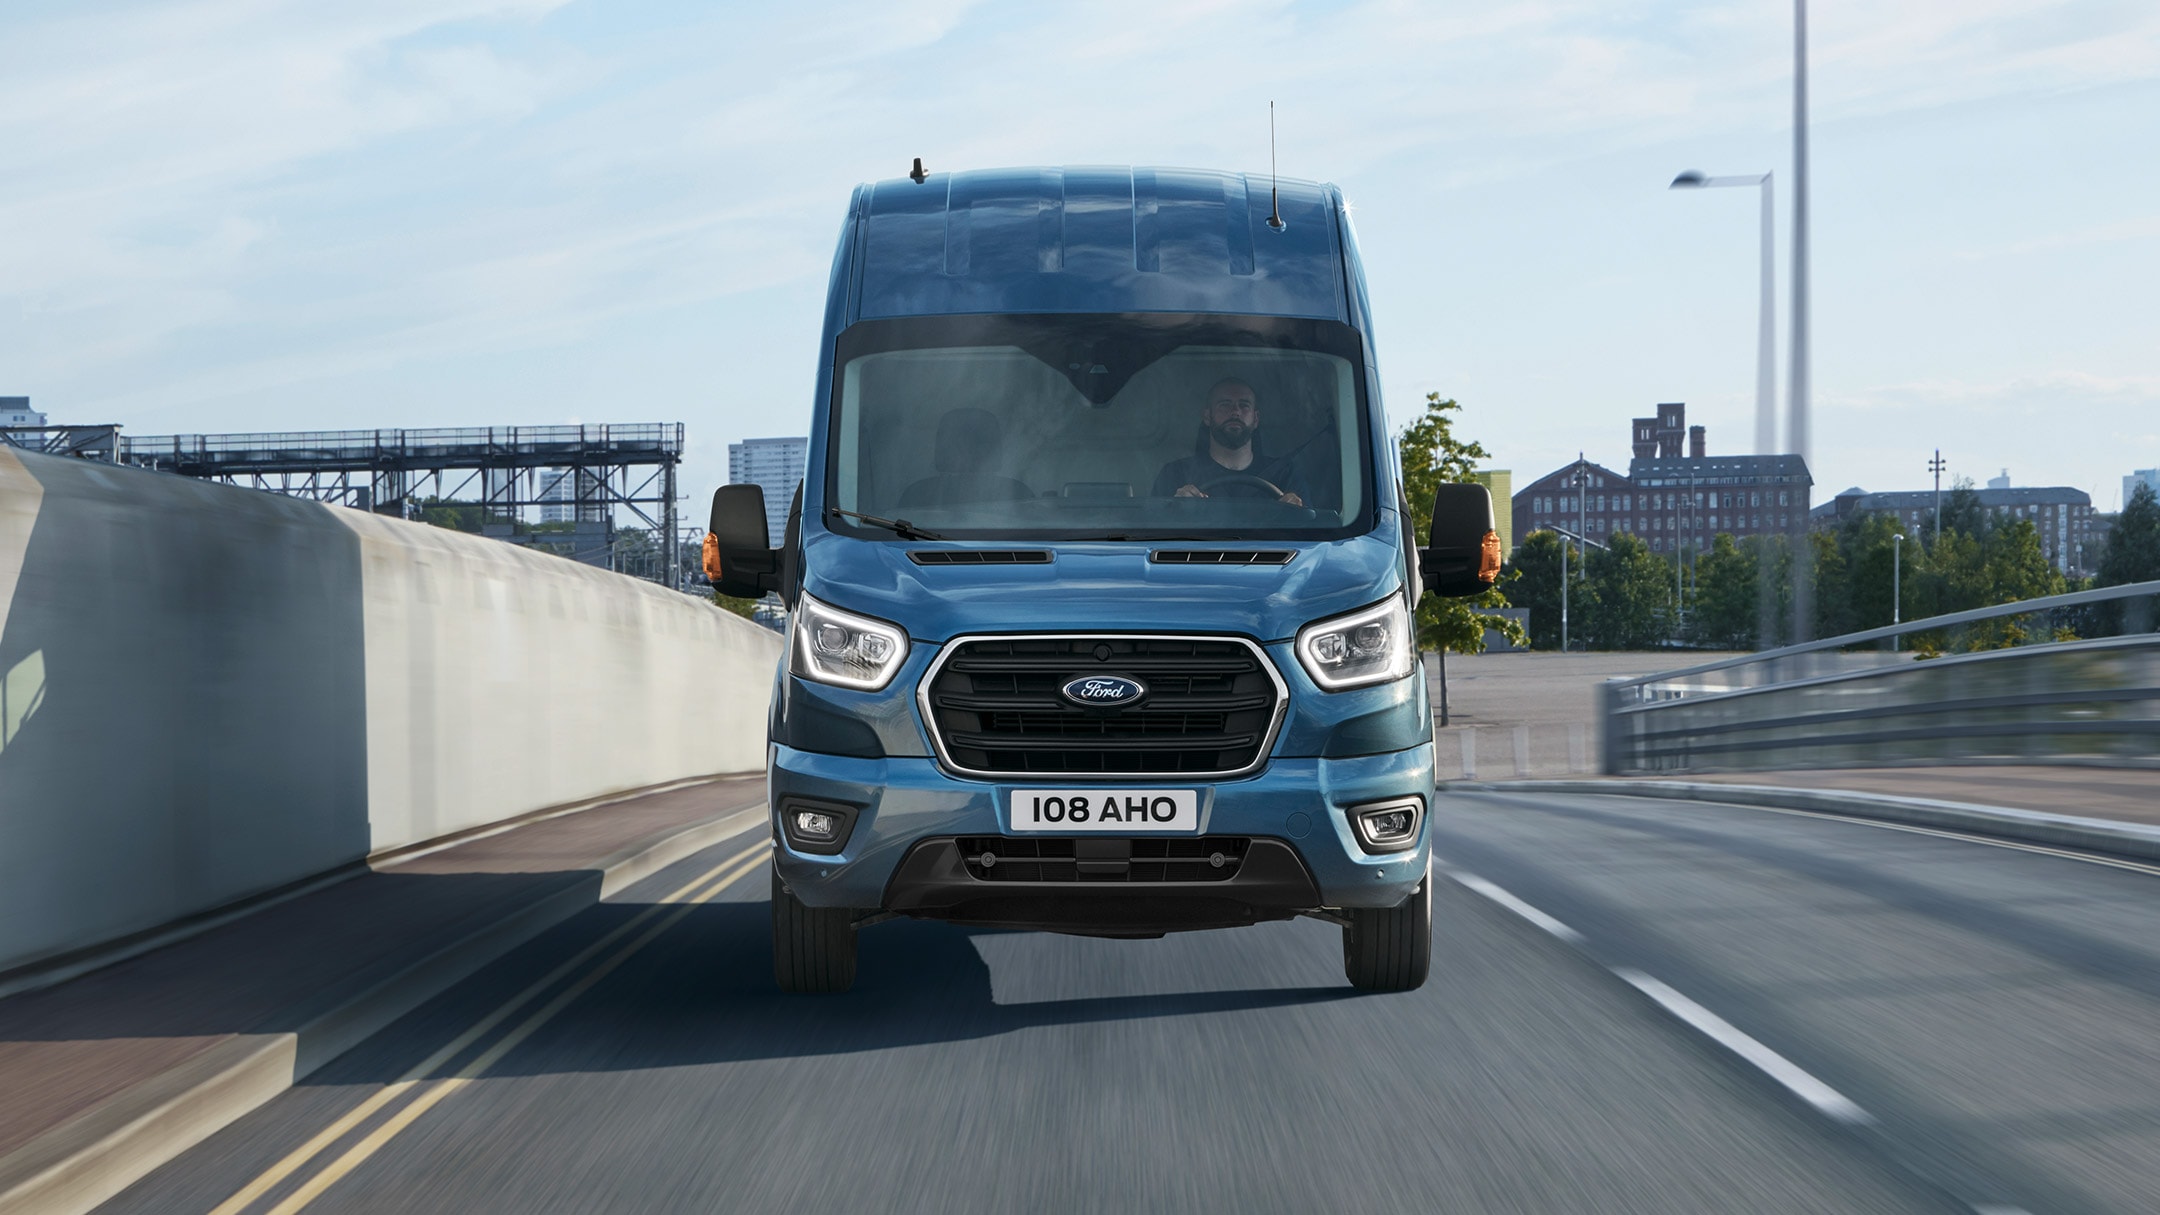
[0,397,46,428]
[1512,403,1812,555]
[1816,481,2097,575]
[729,436,808,547]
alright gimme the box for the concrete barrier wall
[0,448,780,975]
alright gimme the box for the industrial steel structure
[0,424,122,461]
[119,424,686,587]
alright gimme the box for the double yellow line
[210,841,772,1215]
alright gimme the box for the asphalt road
[101,787,2160,1214]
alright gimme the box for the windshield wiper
[826,507,948,541]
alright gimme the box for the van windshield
[827,313,1373,541]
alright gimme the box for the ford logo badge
[1060,674,1147,708]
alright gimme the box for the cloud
[1,0,2157,474]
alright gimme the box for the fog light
[778,798,858,856]
[1349,797,1424,854]
[1366,809,1412,840]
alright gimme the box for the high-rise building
[2127,469,2160,508]
[0,397,46,428]
[728,436,808,547]
[534,468,607,524]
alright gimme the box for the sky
[3,0,2157,514]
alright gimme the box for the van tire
[772,870,857,993]
[1341,864,1431,992]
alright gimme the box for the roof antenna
[909,157,927,184]
[1266,102,1284,230]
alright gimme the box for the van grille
[957,836,1251,883]
[923,636,1282,776]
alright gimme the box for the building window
[1751,492,1760,507]
[1778,492,1788,506]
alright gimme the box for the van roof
[851,166,1349,322]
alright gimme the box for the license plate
[1009,789,1199,833]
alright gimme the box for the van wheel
[1341,864,1431,992]
[772,870,857,993]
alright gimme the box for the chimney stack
[1689,425,1706,459]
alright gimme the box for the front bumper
[767,740,1435,917]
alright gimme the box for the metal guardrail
[1601,580,2160,774]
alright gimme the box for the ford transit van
[708,166,1499,994]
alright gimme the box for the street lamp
[1560,459,1589,651]
[1668,170,1775,459]
[1671,167,1779,652]
[1929,449,1947,545]
[1788,0,1815,644]
[1891,533,1904,652]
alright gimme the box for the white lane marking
[1442,868,1874,1128]
[1448,870,1586,944]
[1614,968,1873,1126]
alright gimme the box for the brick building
[1512,403,1813,555]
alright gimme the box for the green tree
[712,591,760,618]
[1688,533,1758,649]
[1969,518,2066,648]
[1579,532,1673,650]
[1835,512,1908,636]
[1983,519,2064,602]
[1502,530,1571,649]
[2098,481,2160,587]
[417,497,487,533]
[2094,481,2160,636]
[1396,393,1527,653]
[1927,476,1989,542]
[1810,528,1854,640]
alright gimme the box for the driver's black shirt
[1151,449,1301,499]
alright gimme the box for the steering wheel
[1196,473,1288,499]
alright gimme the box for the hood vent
[909,549,1053,566]
[1150,550,1294,566]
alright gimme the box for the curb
[0,800,766,1215]
[1444,779,2160,866]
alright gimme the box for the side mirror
[707,485,780,599]
[1421,483,1502,598]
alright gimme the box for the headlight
[1295,593,1415,691]
[790,593,909,691]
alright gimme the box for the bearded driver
[1150,377,1305,505]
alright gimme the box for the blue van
[708,166,1499,994]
